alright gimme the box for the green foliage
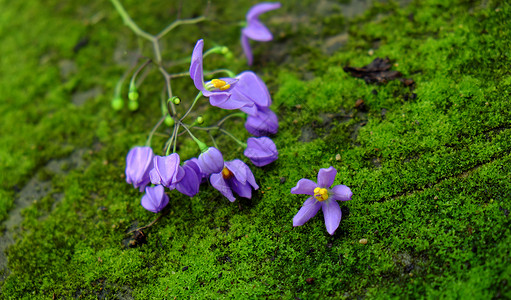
[1,0,510,299]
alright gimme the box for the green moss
[1,0,511,299]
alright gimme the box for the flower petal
[190,39,205,92]
[241,33,253,65]
[176,165,200,197]
[210,173,236,202]
[331,185,352,201]
[229,178,253,199]
[225,159,248,184]
[322,201,342,235]
[317,166,337,188]
[243,20,273,41]
[293,197,321,227]
[290,178,317,195]
[233,71,271,108]
[246,2,282,21]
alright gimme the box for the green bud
[173,97,181,105]
[164,115,175,126]
[128,100,139,111]
[220,46,229,55]
[197,116,204,125]
[111,97,124,110]
[128,90,139,101]
[224,51,233,60]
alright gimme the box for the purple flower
[176,159,201,197]
[291,167,352,235]
[231,71,272,112]
[125,146,154,192]
[149,153,185,189]
[245,107,278,136]
[190,39,256,113]
[210,159,259,202]
[244,137,278,166]
[141,185,169,213]
[241,2,281,65]
[197,147,224,175]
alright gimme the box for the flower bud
[111,97,124,110]
[197,147,224,175]
[172,96,181,105]
[128,100,139,111]
[244,137,278,167]
[125,146,154,192]
[128,81,139,101]
[165,115,175,126]
[197,116,204,125]
[141,185,169,213]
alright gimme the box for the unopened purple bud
[141,185,169,213]
[244,137,278,167]
[198,147,224,175]
[245,107,278,137]
[149,153,185,189]
[125,146,154,192]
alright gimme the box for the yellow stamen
[313,187,329,201]
[222,167,233,180]
[211,79,231,91]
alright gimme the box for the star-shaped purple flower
[190,39,256,114]
[241,2,281,65]
[291,167,352,235]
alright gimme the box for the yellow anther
[314,187,329,201]
[222,167,233,180]
[210,79,230,90]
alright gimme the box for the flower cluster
[122,3,281,214]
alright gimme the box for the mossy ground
[0,0,510,298]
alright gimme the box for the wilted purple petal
[322,201,342,235]
[211,173,236,202]
[244,137,278,167]
[141,185,169,213]
[331,185,352,201]
[293,197,321,227]
[317,166,337,188]
[290,179,317,195]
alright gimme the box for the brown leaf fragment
[344,57,403,84]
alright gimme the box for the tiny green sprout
[128,100,139,111]
[111,97,124,110]
[197,116,204,125]
[165,115,175,126]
